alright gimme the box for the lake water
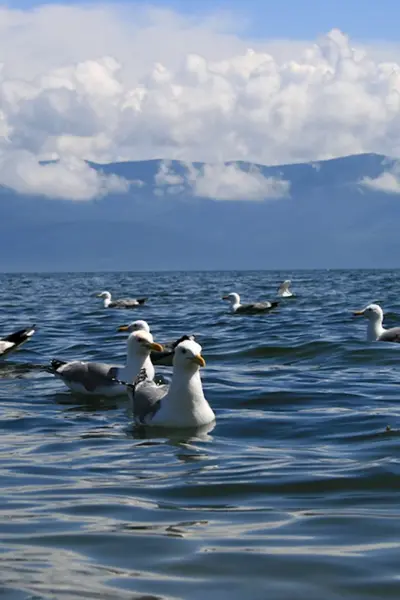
[0,270,399,600]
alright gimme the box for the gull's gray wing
[51,360,120,392]
[379,327,400,343]
[110,297,147,308]
[129,378,169,423]
[236,301,279,314]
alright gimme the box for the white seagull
[222,292,279,314]
[117,338,215,428]
[47,328,162,396]
[277,280,294,298]
[353,303,400,343]
[97,291,147,309]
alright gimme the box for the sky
[2,0,400,200]
[10,0,400,42]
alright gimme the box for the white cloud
[0,151,129,200]
[154,160,289,200]
[154,160,186,196]
[1,4,400,198]
[360,167,400,194]
[189,163,289,200]
[154,160,185,186]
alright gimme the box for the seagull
[353,303,400,343]
[116,338,215,428]
[97,291,147,309]
[222,292,279,314]
[118,320,195,366]
[47,329,163,396]
[0,325,36,359]
[278,280,294,298]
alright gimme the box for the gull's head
[97,291,111,300]
[173,339,206,371]
[127,330,163,355]
[117,320,150,334]
[222,292,240,305]
[353,303,384,322]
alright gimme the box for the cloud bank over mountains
[1,4,400,200]
[154,161,290,200]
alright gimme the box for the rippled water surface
[1,270,400,600]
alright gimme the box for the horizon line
[1,267,399,275]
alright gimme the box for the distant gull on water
[97,291,147,309]
[277,279,294,298]
[222,292,279,314]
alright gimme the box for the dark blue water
[0,270,399,600]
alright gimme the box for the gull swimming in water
[117,338,215,428]
[222,292,279,314]
[278,280,294,298]
[118,320,196,366]
[47,329,162,396]
[353,303,400,343]
[0,325,36,359]
[97,291,147,309]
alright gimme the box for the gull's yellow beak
[149,342,163,352]
[96,293,102,298]
[353,310,364,316]
[192,354,206,367]
[117,324,130,332]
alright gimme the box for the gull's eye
[181,348,187,354]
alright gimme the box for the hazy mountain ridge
[1,153,399,271]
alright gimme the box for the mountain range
[1,153,399,272]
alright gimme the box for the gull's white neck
[121,349,154,382]
[102,293,112,308]
[367,318,385,342]
[157,368,215,427]
[231,298,241,312]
